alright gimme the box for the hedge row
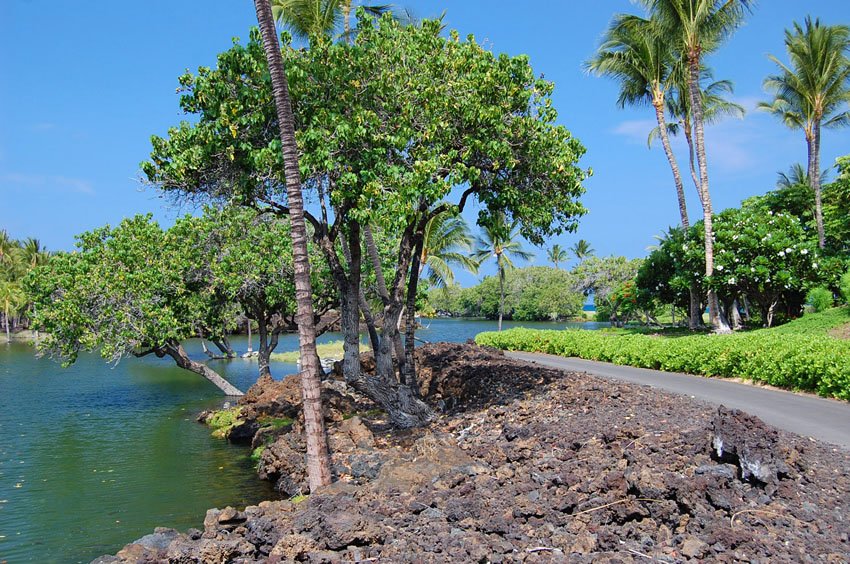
[476,328,850,401]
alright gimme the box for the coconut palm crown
[759,17,850,249]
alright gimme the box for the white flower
[778,251,785,257]
[785,247,793,253]
[728,277,736,285]
[813,263,819,269]
[716,265,724,271]
[801,249,809,255]
[682,244,689,251]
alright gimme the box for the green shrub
[250,445,266,462]
[206,406,243,439]
[841,270,850,304]
[807,287,834,312]
[257,415,293,430]
[476,326,850,401]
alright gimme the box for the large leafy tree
[709,206,820,327]
[473,213,534,331]
[26,215,244,396]
[253,0,332,491]
[823,155,850,253]
[571,255,643,326]
[639,205,825,328]
[760,17,850,250]
[175,208,337,379]
[643,0,753,333]
[143,16,588,427]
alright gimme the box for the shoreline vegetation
[477,307,850,401]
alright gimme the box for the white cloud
[0,173,95,195]
[612,119,657,145]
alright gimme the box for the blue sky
[2,1,848,287]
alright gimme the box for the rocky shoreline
[95,343,850,562]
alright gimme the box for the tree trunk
[213,336,235,358]
[684,123,703,206]
[256,320,272,378]
[689,283,702,330]
[687,56,729,334]
[341,223,363,384]
[164,341,244,396]
[653,99,689,231]
[766,300,778,328]
[254,0,331,491]
[730,299,742,330]
[402,236,424,388]
[808,122,826,249]
[246,320,253,353]
[497,256,505,332]
[4,302,9,343]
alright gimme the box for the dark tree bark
[212,336,236,358]
[161,341,244,396]
[402,235,425,388]
[254,0,332,491]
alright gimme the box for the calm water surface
[0,319,602,562]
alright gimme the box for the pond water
[0,318,603,562]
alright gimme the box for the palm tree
[588,14,690,231]
[644,0,752,333]
[547,244,569,270]
[253,0,331,491]
[571,239,595,262]
[0,279,24,343]
[272,0,394,45]
[653,74,745,198]
[760,17,850,250]
[419,209,478,288]
[473,214,533,331]
[0,231,18,270]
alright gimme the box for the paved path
[506,352,850,450]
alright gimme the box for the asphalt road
[506,351,850,450]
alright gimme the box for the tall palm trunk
[687,57,730,334]
[497,255,505,332]
[653,99,690,231]
[253,0,331,491]
[808,121,826,249]
[653,97,702,330]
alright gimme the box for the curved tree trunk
[687,56,730,334]
[653,100,690,230]
[254,0,331,491]
[163,341,244,396]
[808,122,826,249]
[213,336,236,359]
